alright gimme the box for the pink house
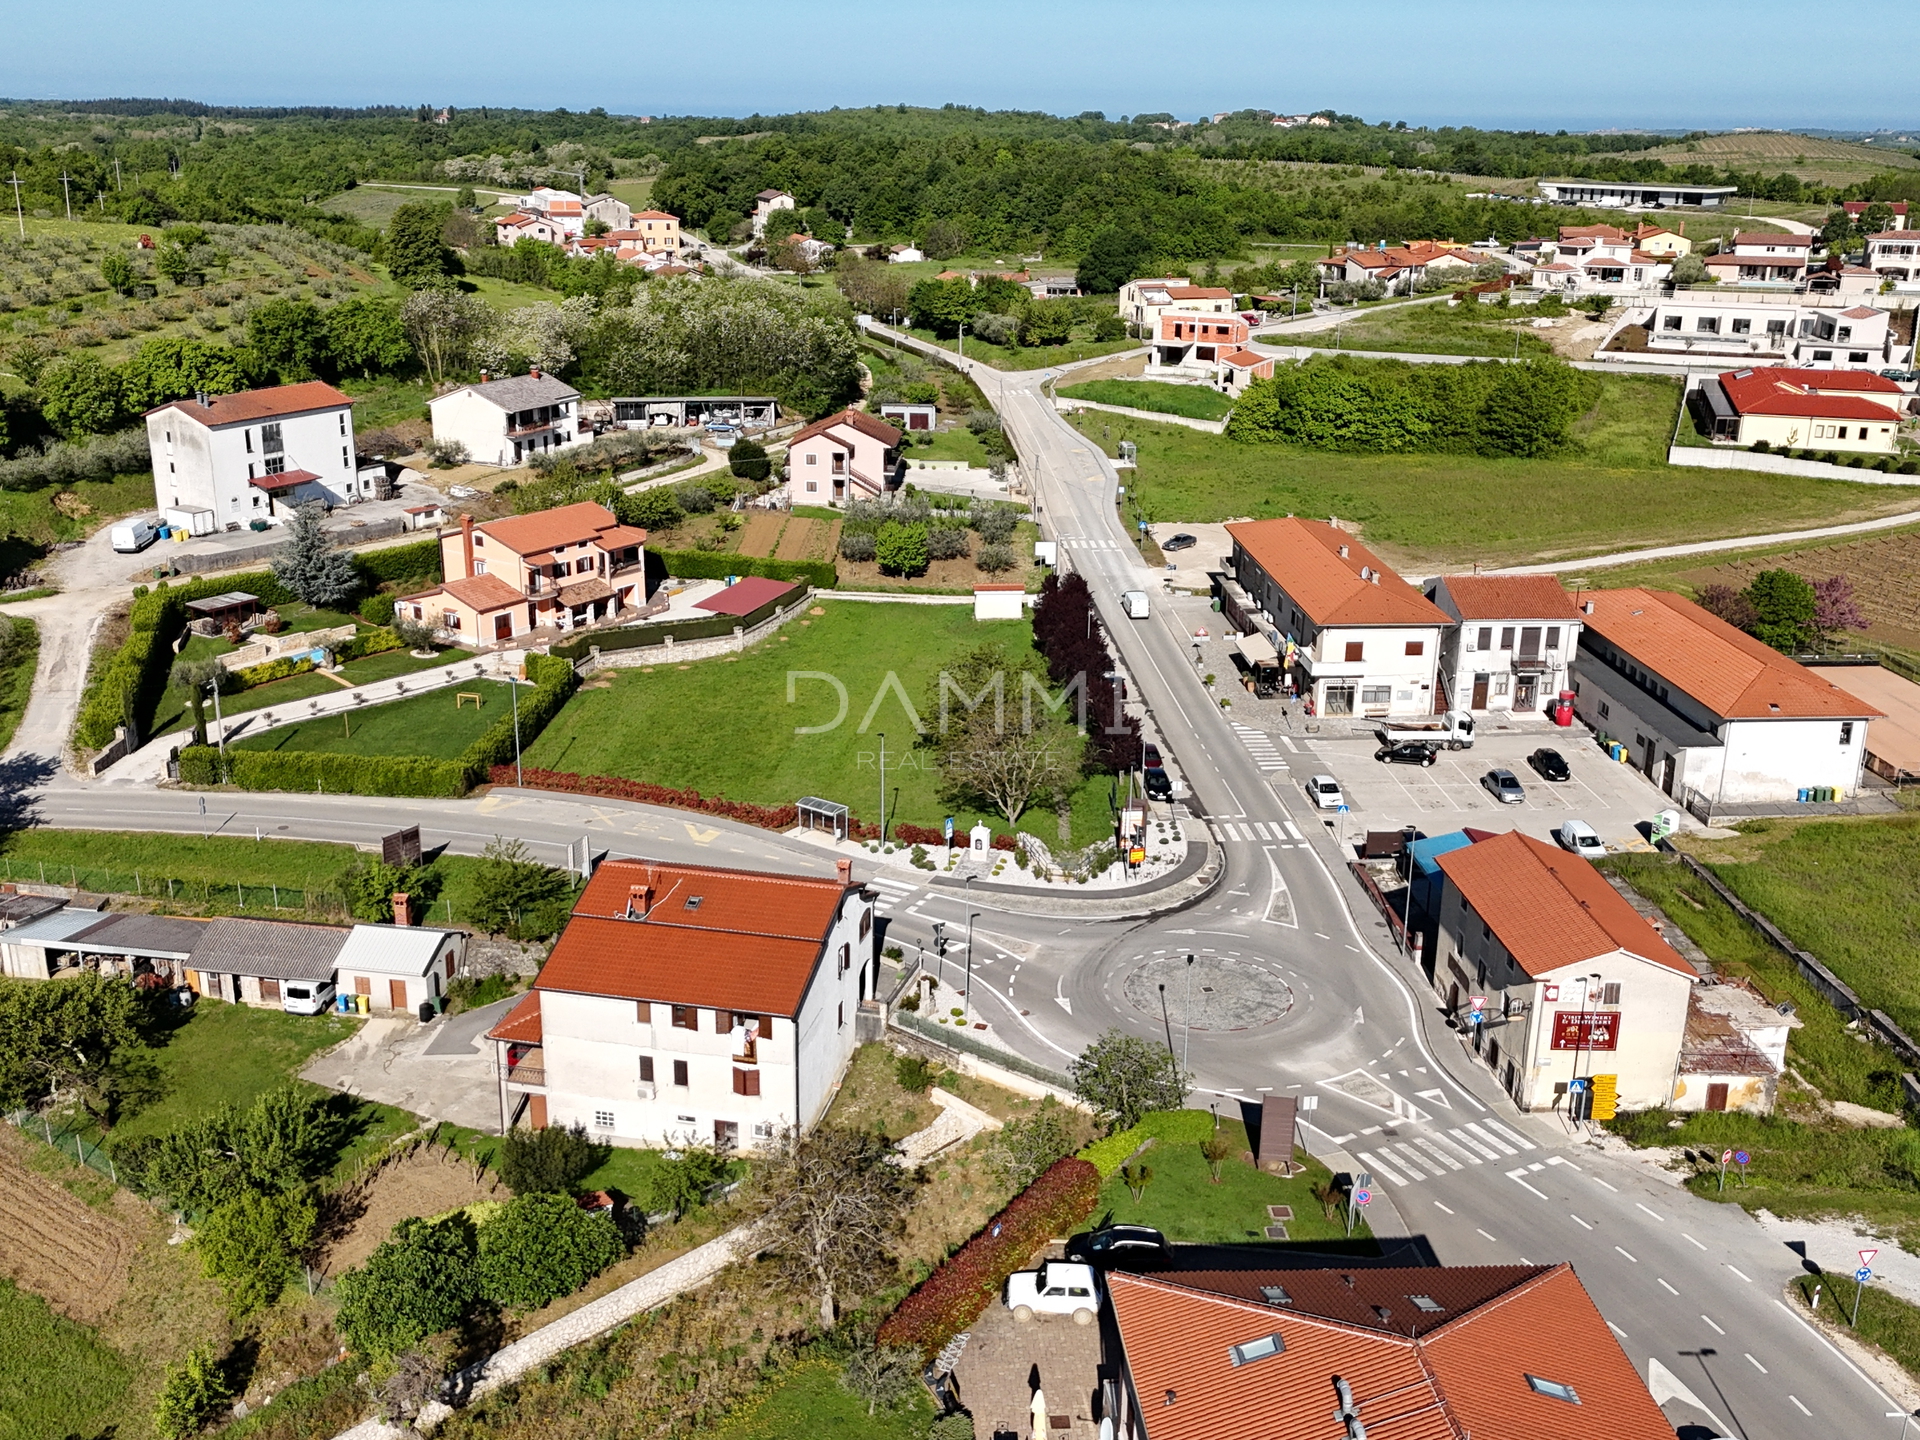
[785,408,903,504]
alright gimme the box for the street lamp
[1157,983,1177,1072]
[505,669,535,788]
[877,731,886,843]
[963,876,979,1025]
[1183,953,1195,1074]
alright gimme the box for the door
[1662,755,1678,796]
[493,613,513,641]
[1514,676,1537,710]
[528,1094,548,1130]
[1470,673,1490,709]
[714,1119,739,1152]
[1706,1083,1729,1112]
[354,975,371,996]
[261,979,280,1003]
[1323,685,1355,716]
[389,979,408,1011]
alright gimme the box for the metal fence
[890,1007,1074,1090]
[6,1110,120,1185]
[0,857,351,919]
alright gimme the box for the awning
[1234,632,1280,668]
[558,577,614,608]
[248,469,322,492]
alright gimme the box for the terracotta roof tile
[435,573,527,612]
[475,501,623,557]
[1435,829,1694,978]
[1733,231,1812,247]
[1227,518,1450,628]
[790,407,902,449]
[1721,365,1902,396]
[1434,575,1579,620]
[1579,588,1881,721]
[694,577,799,615]
[147,380,354,426]
[487,990,542,1044]
[1219,349,1270,368]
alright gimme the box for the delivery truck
[1376,711,1476,750]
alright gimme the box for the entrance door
[1706,1083,1729,1112]
[1470,673,1490,709]
[714,1119,739,1152]
[1323,685,1356,716]
[1662,755,1678,796]
[528,1095,548,1129]
[493,613,513,641]
[1515,676,1537,710]
[261,979,280,1003]
[389,979,408,1011]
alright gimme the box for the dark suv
[1375,741,1438,767]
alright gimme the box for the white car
[1306,774,1344,810]
[282,981,337,1015]
[1556,820,1606,860]
[1005,1260,1100,1324]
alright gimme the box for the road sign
[1338,803,1350,814]
[1721,1149,1734,1163]
[1734,1150,1751,1167]
[943,816,955,844]
[1353,1188,1373,1206]
[1353,1171,1373,1188]
[1568,1077,1589,1092]
[1857,1267,1875,1283]
[1861,1248,1880,1267]
[1129,846,1146,866]
[1469,996,1485,1010]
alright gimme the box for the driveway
[301,995,517,1133]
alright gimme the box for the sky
[3,0,1917,133]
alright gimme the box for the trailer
[1376,711,1476,750]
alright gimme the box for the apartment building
[1426,574,1582,715]
[144,381,367,529]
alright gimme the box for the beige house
[428,370,589,469]
[333,923,465,1015]
[1694,366,1906,454]
[1119,278,1235,333]
[1632,222,1692,257]
[784,408,902,504]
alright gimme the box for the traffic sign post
[1346,1172,1373,1237]
[1719,1148,1733,1193]
[1855,1267,1874,1328]
[1735,1149,1751,1186]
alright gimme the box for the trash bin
[418,999,436,1024]
[1797,788,1810,803]
[356,993,369,1015]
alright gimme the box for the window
[1598,701,1610,719]
[1695,317,1718,333]
[473,559,487,575]
[245,429,254,453]
[1766,319,1786,335]
[264,455,286,476]
[1850,352,1870,364]
[1813,350,1833,361]
[805,452,817,465]
[1499,627,1515,650]
[672,1059,689,1087]
[261,422,283,454]
[1731,318,1751,335]
[1228,1333,1286,1367]
[1601,982,1621,1005]
[732,1067,761,1096]
[442,610,460,631]
[1546,626,1561,651]
[639,1056,654,1082]
[1361,686,1391,705]
[752,1121,775,1140]
[838,943,851,975]
[1259,1285,1291,1305]
[1838,326,1853,342]
[1526,1376,1580,1405]
[672,1005,697,1029]
[1476,626,1492,651]
[1662,315,1681,331]
[838,1002,845,1028]
[1841,722,1855,745]
[1405,640,1424,656]
[594,1110,614,1129]
[859,908,872,939]
[339,413,347,435]
[1344,641,1364,663]
[1493,674,1510,696]
[341,446,349,468]
[1409,1294,1444,1313]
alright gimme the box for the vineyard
[1670,528,1920,653]
[1602,131,1920,187]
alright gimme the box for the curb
[923,841,1223,920]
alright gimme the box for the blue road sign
[1354,1189,1373,1206]
[1857,1267,1875,1283]
[1468,1010,1484,1026]
[1569,1078,1590,1092]
[1734,1150,1751,1166]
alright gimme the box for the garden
[1058,377,1237,422]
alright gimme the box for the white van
[1121,589,1150,619]
[110,519,158,553]
[282,981,337,1016]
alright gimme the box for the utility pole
[1157,982,1177,1071]
[58,172,73,222]
[6,172,23,238]
[508,671,526,787]
[876,731,886,843]
[962,877,978,1025]
[1183,953,1195,1074]
[114,158,122,191]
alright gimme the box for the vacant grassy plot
[525,601,1121,846]
[706,1359,932,1440]
[1059,378,1236,420]
[0,615,37,754]
[901,326,1137,372]
[1308,300,1559,359]
[1072,389,1920,570]
[1603,131,1920,188]
[909,426,999,465]
[0,1278,134,1440]
[234,677,512,758]
[0,470,156,549]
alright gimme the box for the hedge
[177,746,470,797]
[877,1157,1100,1357]
[1078,1109,1217,1178]
[354,539,443,587]
[455,655,577,776]
[551,587,803,662]
[498,767,820,832]
[231,654,317,689]
[655,547,836,590]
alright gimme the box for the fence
[6,1109,120,1186]
[1666,445,1920,486]
[0,857,353,919]
[890,1007,1074,1090]
[146,516,412,577]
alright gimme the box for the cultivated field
[0,1124,137,1325]
[318,1143,507,1276]
[1598,131,1920,187]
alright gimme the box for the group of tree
[1697,569,1864,654]
[836,492,1019,575]
[905,274,1122,341]
[1225,354,1599,459]
[1030,570,1143,773]
[1070,1029,1190,1128]
[0,971,155,1128]
[919,640,1084,827]
[1819,202,1905,252]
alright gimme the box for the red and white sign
[1543,984,1560,1002]
[1721,1149,1734,1163]
[1862,1248,1880,1267]
[1548,1010,1620,1051]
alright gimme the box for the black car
[1143,743,1164,771]
[1144,769,1173,800]
[1528,747,1571,782]
[1069,1224,1171,1268]
[1161,533,1199,552]
[1375,741,1438,767]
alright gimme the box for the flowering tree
[1812,574,1866,646]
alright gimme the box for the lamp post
[207,678,227,772]
[1158,983,1177,1073]
[877,731,886,843]
[505,670,534,788]
[963,876,978,1025]
[1183,953,1195,1074]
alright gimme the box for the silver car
[1482,769,1525,804]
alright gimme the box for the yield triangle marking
[1414,1088,1452,1108]
[1645,1359,1732,1437]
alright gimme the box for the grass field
[706,1359,932,1440]
[233,677,511,758]
[1069,387,1920,571]
[0,1278,134,1440]
[155,645,460,738]
[0,470,158,549]
[908,427,999,465]
[524,601,1123,846]
[1789,1272,1920,1384]
[1598,131,1920,188]
[901,326,1138,372]
[0,615,38,754]
[1059,378,1236,420]
[1305,300,1561,359]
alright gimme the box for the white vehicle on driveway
[1005,1260,1100,1324]
[1556,820,1606,859]
[1306,774,1345,809]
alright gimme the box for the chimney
[626,883,652,918]
[529,365,541,379]
[836,858,853,885]
[1337,544,1349,559]
[391,892,411,926]
[1370,571,1380,585]
[461,513,475,579]
[1582,599,1595,615]
[479,369,489,384]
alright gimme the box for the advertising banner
[1549,1010,1620,1051]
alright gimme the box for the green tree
[1020,302,1075,347]
[37,354,125,439]
[125,1084,339,1213]
[874,520,929,576]
[985,1096,1075,1189]
[496,1121,603,1196]
[1076,225,1152,295]
[270,503,359,607]
[466,835,574,938]
[333,1216,480,1361]
[324,295,413,378]
[839,1337,922,1417]
[1068,1030,1187,1128]
[728,435,771,482]
[649,1142,727,1218]
[455,185,478,211]
[0,972,150,1127]
[1201,1130,1236,1183]
[339,857,440,923]
[385,202,458,290]
[475,1192,624,1310]
[119,337,247,411]
[1743,568,1818,652]
[906,277,976,337]
[1477,360,1583,458]
[613,486,684,531]
[154,242,196,286]
[1670,254,1709,286]
[169,655,226,748]
[751,1125,916,1327]
[246,297,330,384]
[101,250,136,296]
[196,1187,317,1315]
[153,1346,233,1439]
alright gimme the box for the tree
[339,856,439,923]
[124,1084,340,1213]
[119,336,246,411]
[467,835,575,938]
[1820,208,1856,251]
[153,1346,233,1440]
[325,295,413,378]
[906,277,976,337]
[403,289,494,384]
[1670,254,1709,286]
[37,354,125,439]
[455,185,478,211]
[496,1120,602,1195]
[334,1215,480,1360]
[1020,302,1075,347]
[1477,360,1584,458]
[1577,295,1615,320]
[940,701,1076,825]
[839,1336,922,1417]
[1119,1160,1153,1203]
[1696,583,1758,633]
[1743,568,1818,653]
[196,1187,317,1316]
[100,250,135,296]
[615,486,684,531]
[154,242,197,285]
[649,1142,727,1218]
[921,219,970,261]
[752,1125,916,1327]
[385,201,458,289]
[475,1192,623,1310]
[1068,1030,1187,1128]
[874,520,929,576]
[246,297,330,384]
[1812,574,1866,646]
[728,436,771,482]
[169,655,226,747]
[1076,225,1152,294]
[986,1096,1076,1190]
[1201,1130,1236,1183]
[834,259,910,321]
[270,504,359,608]
[0,972,150,1127]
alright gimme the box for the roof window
[1409,1295,1444,1313]
[1260,1285,1292,1305]
[1228,1332,1286,1367]
[683,896,704,910]
[1526,1375,1580,1405]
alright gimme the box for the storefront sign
[1549,1010,1620,1051]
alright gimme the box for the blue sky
[3,0,1916,132]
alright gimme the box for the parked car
[1143,743,1164,771]
[1005,1260,1100,1324]
[1069,1224,1170,1269]
[109,519,158,553]
[1144,769,1173,800]
[1375,741,1438,767]
[1160,533,1198,552]
[1528,748,1571,782]
[281,981,337,1016]
[1482,769,1526,804]
[1556,820,1606,859]
[1306,774,1344,809]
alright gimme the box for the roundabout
[1116,949,1297,1032]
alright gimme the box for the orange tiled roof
[412,573,525,613]
[1435,574,1579,621]
[146,380,354,426]
[1578,588,1881,721]
[487,990,542,1043]
[1227,518,1449,628]
[1717,368,1903,423]
[1436,830,1694,978]
[791,407,902,449]
[476,501,624,558]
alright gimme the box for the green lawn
[1790,1272,1920,1383]
[1059,378,1236,421]
[155,646,459,738]
[1083,1118,1369,1246]
[1071,389,1920,571]
[0,470,155,548]
[907,427,997,466]
[233,677,511,758]
[902,326,1138,372]
[0,615,38,754]
[524,601,1121,846]
[0,1280,134,1440]
[1303,299,1561,358]
[706,1359,932,1440]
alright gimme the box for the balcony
[507,419,559,440]
[506,1062,546,1087]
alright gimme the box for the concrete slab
[952,1243,1107,1440]
[302,1012,504,1133]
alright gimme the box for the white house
[1433,829,1697,1113]
[752,189,795,236]
[1119,278,1234,333]
[1701,232,1813,286]
[1867,229,1920,281]
[1691,366,1907,454]
[486,856,876,1152]
[1536,179,1737,208]
[1426,574,1582,716]
[428,370,588,468]
[583,193,633,231]
[1570,587,1881,805]
[1636,297,1901,368]
[886,244,925,264]
[145,381,367,531]
[1223,518,1448,718]
[331,921,465,1015]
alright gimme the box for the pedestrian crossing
[1214,820,1309,847]
[1231,723,1288,772]
[1354,1119,1538,1189]
[866,875,918,914]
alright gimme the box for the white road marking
[1450,1127,1502,1161]
[1636,1202,1665,1222]
[1773,1298,1897,1405]
[1702,1314,1724,1334]
[1388,1144,1429,1180]
[1356,1151,1407,1185]
[1789,1396,1810,1417]
[1608,1321,1628,1339]
[1684,1233,1707,1251]
[1433,1201,1454,1214]
[1481,1118,1536,1151]
[1464,1123,1517,1157]
[1725,1264,1750,1282]
[1284,819,1304,838]
[1590,1177,1619,1191]
[1476,1228,1498,1242]
[1569,1213,1593,1230]
[1507,1168,1549,1199]
[1659,1278,1679,1295]
[1411,1137,1462,1171]
[1745,1354,1767,1374]
[1615,1246,1637,1262]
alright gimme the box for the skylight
[1228,1332,1286,1368]
[1409,1295,1444,1313]
[1260,1286,1292,1306]
[1526,1375,1580,1405]
[684,896,704,910]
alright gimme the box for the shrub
[654,547,836,589]
[230,654,316,689]
[425,437,469,468]
[875,520,929,576]
[153,1347,233,1440]
[333,1216,480,1362]
[476,1192,623,1311]
[358,593,397,626]
[895,1054,936,1092]
[840,530,878,562]
[728,436,771,482]
[925,527,970,561]
[1078,1108,1215,1177]
[877,1157,1100,1357]
[176,745,471,797]
[675,479,717,513]
[1750,439,1771,453]
[196,1187,317,1316]
[497,1121,603,1195]
[972,504,1018,545]
[974,544,1015,573]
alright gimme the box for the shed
[0,892,66,931]
[332,925,465,1014]
[1807,663,1920,784]
[878,402,937,432]
[0,910,205,982]
[185,592,261,626]
[186,917,352,1007]
[974,583,1026,621]
[693,577,799,617]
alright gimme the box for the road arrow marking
[1414,1088,1451,1108]
[683,822,721,845]
[1645,1359,1733,1438]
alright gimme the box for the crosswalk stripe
[1284,820,1304,840]
[1355,1151,1407,1187]
[1481,1118,1537,1151]
[1389,1144,1429,1180]
[1429,1133,1481,1166]
[1410,1137,1463,1171]
[1464,1122,1518,1157]
[1450,1127,1502,1161]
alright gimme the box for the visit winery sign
[1549,1010,1620,1051]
